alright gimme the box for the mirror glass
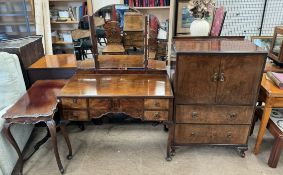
[91,4,167,70]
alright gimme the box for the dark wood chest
[0,36,44,87]
[172,38,267,156]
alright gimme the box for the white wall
[92,0,123,12]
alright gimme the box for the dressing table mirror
[77,4,168,72]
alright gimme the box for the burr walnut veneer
[58,73,174,159]
[171,39,267,158]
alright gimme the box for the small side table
[2,80,72,174]
[254,74,283,154]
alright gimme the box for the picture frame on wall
[176,1,194,35]
[175,0,216,36]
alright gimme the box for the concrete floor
[22,122,283,175]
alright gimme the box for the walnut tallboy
[170,38,267,157]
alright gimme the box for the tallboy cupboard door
[175,54,220,104]
[216,54,265,105]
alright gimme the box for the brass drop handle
[229,113,237,118]
[153,112,161,120]
[212,73,219,82]
[191,132,196,136]
[72,111,79,119]
[73,99,78,103]
[154,101,160,107]
[192,112,198,118]
[227,132,232,138]
[219,73,225,82]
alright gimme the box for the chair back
[104,21,122,44]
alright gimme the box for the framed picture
[251,36,283,52]
[174,0,216,36]
[175,1,194,35]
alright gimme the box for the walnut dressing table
[58,73,174,160]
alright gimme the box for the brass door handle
[212,73,219,82]
[219,73,225,82]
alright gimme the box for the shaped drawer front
[119,98,144,117]
[176,105,254,124]
[174,124,249,144]
[89,98,112,110]
[144,99,169,110]
[61,98,87,109]
[144,111,168,121]
[63,110,88,121]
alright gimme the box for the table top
[174,39,267,54]
[3,80,66,119]
[261,73,283,98]
[58,74,173,98]
[29,54,77,69]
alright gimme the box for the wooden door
[175,54,220,104]
[216,54,265,105]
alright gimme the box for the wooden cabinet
[171,39,267,158]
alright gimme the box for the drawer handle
[227,132,232,138]
[153,112,161,120]
[229,113,237,118]
[191,132,196,136]
[154,102,160,107]
[73,99,78,103]
[192,112,198,118]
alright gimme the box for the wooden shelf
[51,21,79,24]
[134,6,170,10]
[0,22,35,26]
[53,41,73,45]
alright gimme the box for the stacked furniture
[0,52,33,175]
[168,38,267,158]
[0,36,44,87]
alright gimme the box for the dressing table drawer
[144,111,168,121]
[144,99,169,110]
[63,110,88,121]
[89,98,111,110]
[61,98,87,109]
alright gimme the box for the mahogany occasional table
[2,80,72,174]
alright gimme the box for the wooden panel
[89,98,111,110]
[175,105,254,124]
[89,109,109,118]
[61,98,87,109]
[175,54,220,104]
[144,99,169,110]
[124,12,144,31]
[118,98,144,117]
[63,110,88,121]
[144,111,168,121]
[174,124,250,144]
[217,54,265,105]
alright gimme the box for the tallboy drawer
[63,110,88,121]
[144,99,169,110]
[174,124,249,144]
[176,105,254,124]
[144,111,168,121]
[61,98,87,109]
